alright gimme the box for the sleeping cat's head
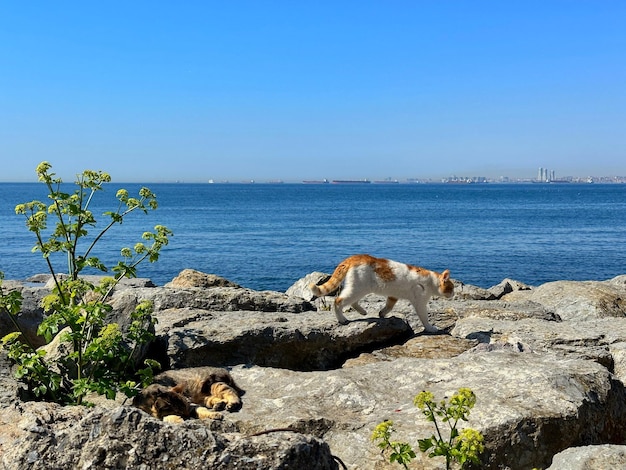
[438,270,454,298]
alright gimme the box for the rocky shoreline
[1,269,626,469]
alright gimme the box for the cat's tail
[309,261,350,296]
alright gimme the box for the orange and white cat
[310,254,454,331]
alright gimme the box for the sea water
[1,182,625,291]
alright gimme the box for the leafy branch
[1,161,172,405]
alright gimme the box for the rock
[0,285,47,347]
[229,352,626,470]
[452,316,626,370]
[610,342,626,385]
[1,404,339,470]
[285,271,330,300]
[0,351,20,407]
[451,280,496,300]
[110,286,314,313]
[153,308,413,370]
[4,271,626,469]
[0,275,154,349]
[502,278,626,321]
[546,444,626,470]
[165,269,241,288]
[41,274,156,289]
[432,299,560,327]
[343,334,478,366]
[487,278,532,299]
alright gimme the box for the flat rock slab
[343,334,479,366]
[1,403,338,470]
[452,316,626,379]
[111,286,314,313]
[228,352,625,470]
[547,444,626,470]
[154,308,413,370]
[503,277,626,321]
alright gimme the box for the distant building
[537,167,557,182]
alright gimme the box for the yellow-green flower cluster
[371,420,393,443]
[413,390,435,410]
[458,427,485,463]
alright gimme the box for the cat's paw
[196,407,224,420]
[163,415,184,424]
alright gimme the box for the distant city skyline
[1,165,625,184]
[1,2,625,183]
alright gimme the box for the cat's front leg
[351,302,368,316]
[411,301,439,333]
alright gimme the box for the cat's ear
[441,269,450,281]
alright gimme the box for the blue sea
[1,182,625,292]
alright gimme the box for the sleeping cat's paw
[163,415,185,424]
[195,407,224,420]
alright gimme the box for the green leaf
[418,438,433,453]
[1,332,22,345]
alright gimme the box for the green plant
[0,161,172,405]
[415,388,484,468]
[372,420,416,469]
[372,388,484,470]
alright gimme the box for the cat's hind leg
[378,297,398,318]
[333,297,350,324]
[334,286,365,324]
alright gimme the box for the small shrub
[1,161,172,405]
[372,388,484,469]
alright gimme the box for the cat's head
[133,384,192,420]
[438,270,454,298]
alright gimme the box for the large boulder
[0,285,48,347]
[228,352,626,470]
[451,316,626,373]
[1,403,339,470]
[109,285,314,313]
[285,271,330,301]
[152,307,413,370]
[503,277,626,321]
[3,270,626,469]
[0,275,155,349]
[165,268,241,288]
[546,444,626,470]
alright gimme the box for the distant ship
[331,179,371,184]
[532,179,570,184]
[302,179,329,184]
[373,178,399,184]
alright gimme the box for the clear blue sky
[1,1,624,182]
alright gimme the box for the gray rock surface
[228,352,625,470]
[0,285,47,347]
[2,271,626,469]
[1,402,339,470]
[153,307,412,370]
[503,277,626,321]
[165,268,242,288]
[546,444,626,470]
[112,285,314,313]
